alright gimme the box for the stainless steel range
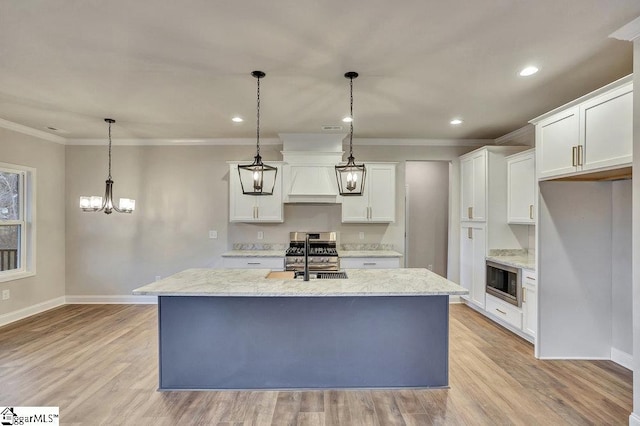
[285,232,339,272]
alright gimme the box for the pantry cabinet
[533,76,632,180]
[507,150,536,224]
[460,224,486,309]
[341,163,396,223]
[229,163,284,222]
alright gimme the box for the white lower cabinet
[460,224,486,309]
[486,294,522,329]
[222,257,284,271]
[340,257,400,269]
[521,269,537,338]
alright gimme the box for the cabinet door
[255,170,284,222]
[471,226,486,309]
[507,153,535,224]
[229,164,258,222]
[522,269,537,337]
[460,225,486,309]
[460,157,474,221]
[581,83,633,171]
[368,164,395,222]
[471,152,487,222]
[537,107,579,179]
[341,192,370,222]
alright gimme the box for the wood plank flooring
[0,303,632,425]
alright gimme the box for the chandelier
[335,71,366,196]
[237,71,277,195]
[79,118,135,214]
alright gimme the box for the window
[0,162,35,281]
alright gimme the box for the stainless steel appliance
[486,261,522,307]
[285,232,339,272]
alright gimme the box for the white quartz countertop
[338,250,402,258]
[133,268,467,297]
[222,250,285,257]
[486,255,535,271]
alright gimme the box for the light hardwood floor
[0,303,632,425]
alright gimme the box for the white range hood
[280,133,346,203]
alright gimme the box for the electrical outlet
[2,289,9,300]
[209,230,218,239]
[428,264,433,271]
[155,276,161,282]
[359,232,365,240]
[257,231,264,240]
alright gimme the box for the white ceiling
[1,0,639,141]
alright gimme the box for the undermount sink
[265,271,348,280]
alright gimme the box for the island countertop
[133,268,467,297]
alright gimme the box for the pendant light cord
[349,75,354,159]
[107,120,112,179]
[256,74,261,158]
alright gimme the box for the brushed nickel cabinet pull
[247,262,261,265]
[578,145,584,166]
[526,276,536,281]
[529,204,534,220]
[468,227,473,239]
[468,206,473,219]
[496,308,507,315]
[572,146,577,167]
[523,287,527,303]
[363,262,377,266]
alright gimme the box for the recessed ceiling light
[450,118,463,125]
[231,116,244,123]
[519,66,539,77]
[342,116,353,123]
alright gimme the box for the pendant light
[237,71,277,195]
[335,71,366,196]
[79,118,135,214]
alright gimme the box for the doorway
[405,161,450,276]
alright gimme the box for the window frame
[0,162,36,282]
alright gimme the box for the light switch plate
[257,231,264,240]
[2,289,9,300]
[209,230,218,239]
[359,232,365,240]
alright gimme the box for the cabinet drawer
[486,295,522,329]
[222,257,284,270]
[340,257,400,269]
[521,269,536,287]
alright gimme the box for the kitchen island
[133,268,467,390]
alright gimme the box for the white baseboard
[611,347,633,370]
[630,412,640,426]
[65,295,158,304]
[449,295,463,304]
[0,296,66,328]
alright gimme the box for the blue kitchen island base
[158,295,449,390]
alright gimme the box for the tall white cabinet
[459,146,527,310]
[507,149,536,224]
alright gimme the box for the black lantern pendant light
[237,71,277,195]
[335,71,366,196]
[79,118,135,214]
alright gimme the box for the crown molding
[494,124,534,146]
[352,138,493,147]
[0,118,67,144]
[67,137,283,146]
[610,16,640,41]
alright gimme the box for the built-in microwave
[486,261,522,307]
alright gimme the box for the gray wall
[65,142,473,296]
[612,179,632,356]
[633,39,640,415]
[405,161,450,276]
[0,127,66,316]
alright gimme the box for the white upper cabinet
[228,163,284,223]
[533,76,633,180]
[460,149,487,222]
[507,149,535,224]
[341,163,396,223]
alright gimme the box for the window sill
[0,271,36,283]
